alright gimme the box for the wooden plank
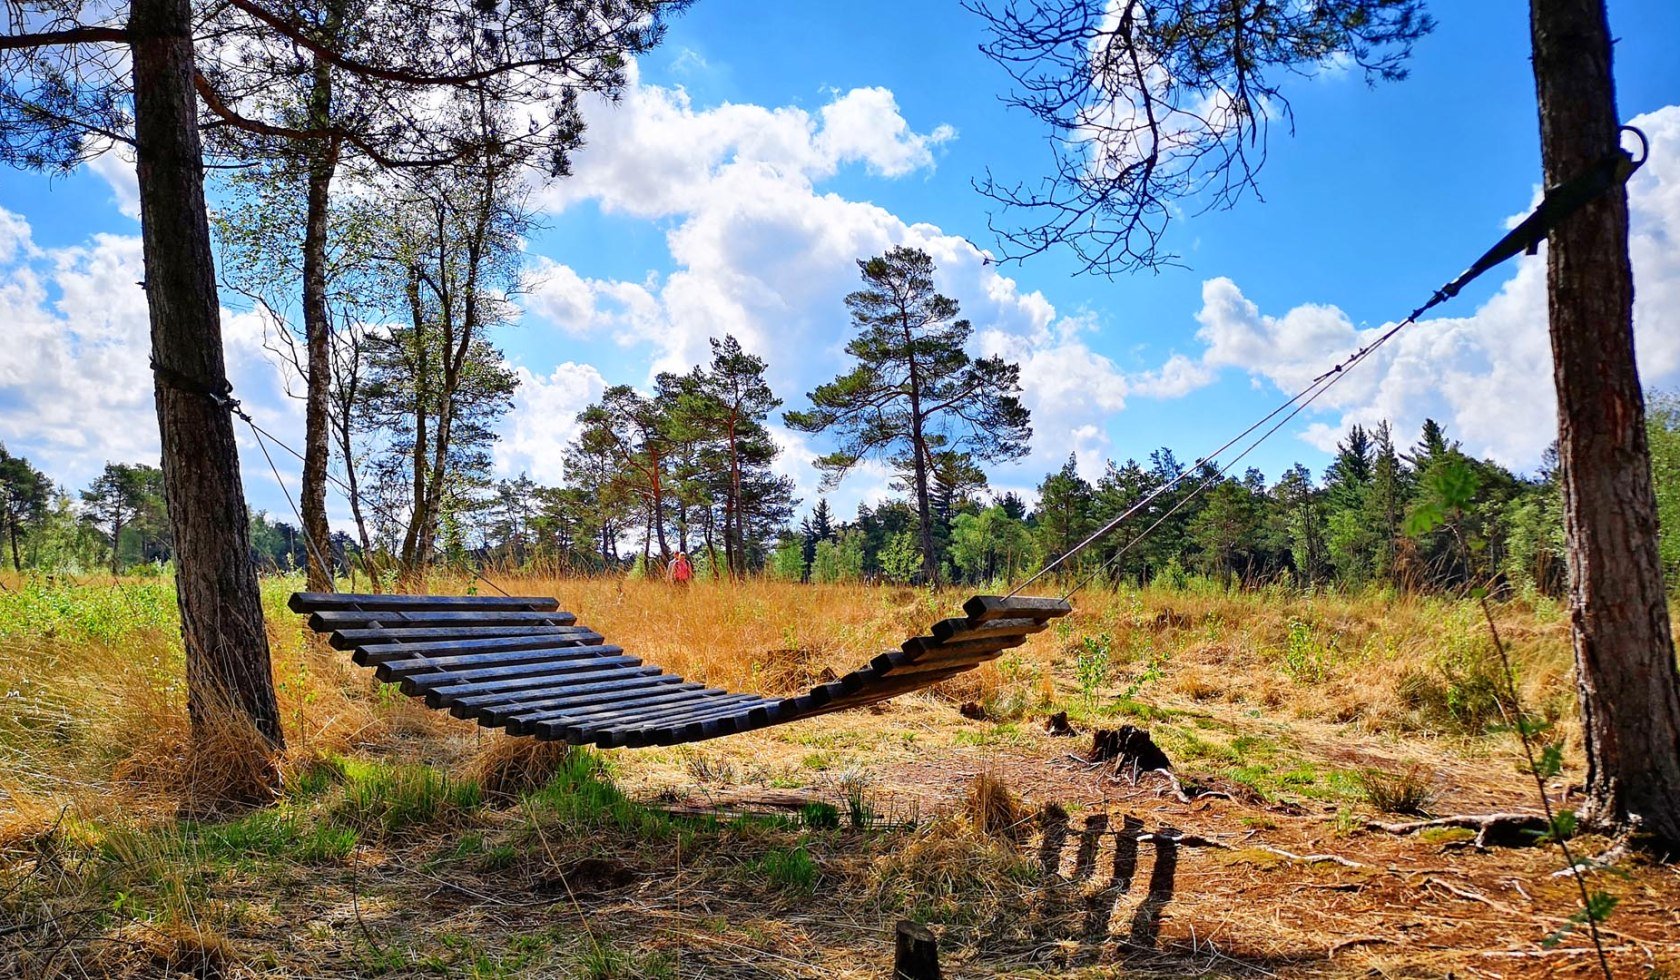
[962,594,1072,624]
[372,641,620,679]
[650,699,783,744]
[815,666,974,712]
[589,692,765,734]
[575,695,763,744]
[290,592,558,614]
[490,678,701,729]
[899,632,1032,662]
[435,665,664,711]
[608,699,762,749]
[593,697,769,748]
[499,685,713,735]
[872,638,1019,677]
[480,682,702,729]
[535,687,721,726]
[875,649,1011,680]
[329,625,587,650]
[417,651,632,700]
[354,631,605,667]
[309,609,577,631]
[394,654,640,693]
[448,670,680,717]
[925,616,1048,645]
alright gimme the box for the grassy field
[2,572,1677,977]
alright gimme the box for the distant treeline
[8,392,1675,595]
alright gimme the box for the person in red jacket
[668,551,693,586]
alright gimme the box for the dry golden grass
[4,569,1678,978]
[464,732,574,800]
[964,770,1029,844]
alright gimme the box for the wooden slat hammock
[290,591,1071,747]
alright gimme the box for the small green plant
[576,943,676,979]
[523,749,670,840]
[750,844,818,893]
[1075,632,1113,703]
[1118,641,1170,702]
[839,770,875,829]
[1281,618,1331,683]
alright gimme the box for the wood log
[962,595,1072,624]
[893,920,940,980]
[485,676,698,725]
[493,685,712,732]
[373,641,619,678]
[419,654,635,701]
[926,616,1047,644]
[392,654,640,690]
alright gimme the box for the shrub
[1355,766,1436,815]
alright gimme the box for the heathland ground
[3,573,1677,977]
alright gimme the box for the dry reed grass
[464,732,573,800]
[964,770,1028,845]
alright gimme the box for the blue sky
[2,0,1679,528]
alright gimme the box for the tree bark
[298,53,341,593]
[901,313,938,585]
[729,414,744,579]
[1530,0,1680,847]
[109,513,124,574]
[129,0,285,798]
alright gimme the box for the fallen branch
[1550,839,1633,879]
[1253,845,1369,869]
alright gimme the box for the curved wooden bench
[290,591,1071,748]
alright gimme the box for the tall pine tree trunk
[130,0,284,799]
[298,54,340,593]
[1531,0,1680,848]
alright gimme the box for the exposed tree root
[1138,829,1370,868]
[1367,812,1548,848]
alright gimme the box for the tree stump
[1088,725,1172,771]
[893,920,940,979]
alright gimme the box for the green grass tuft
[333,760,483,834]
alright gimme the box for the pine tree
[1034,454,1096,569]
[80,463,166,574]
[0,446,51,571]
[787,246,1031,584]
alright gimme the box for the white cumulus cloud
[0,209,300,498]
[516,71,1197,509]
[1186,103,1680,469]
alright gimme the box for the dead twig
[1423,876,1519,915]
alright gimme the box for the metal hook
[1619,124,1649,169]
